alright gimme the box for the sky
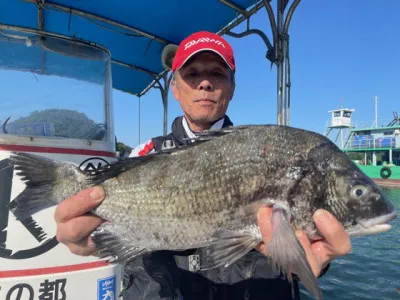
[112,0,400,148]
[1,1,399,149]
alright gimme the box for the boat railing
[352,119,395,129]
[347,136,397,150]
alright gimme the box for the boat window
[334,112,341,117]
[0,29,112,142]
[343,111,352,118]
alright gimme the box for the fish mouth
[346,211,397,237]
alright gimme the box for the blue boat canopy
[0,0,266,96]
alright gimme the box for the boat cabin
[328,108,355,128]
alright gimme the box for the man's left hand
[256,207,352,277]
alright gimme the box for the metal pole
[37,1,46,73]
[163,90,168,136]
[24,0,172,45]
[276,0,284,125]
[375,96,378,128]
[275,0,300,125]
[138,97,141,144]
[37,0,44,30]
[218,0,250,17]
[112,59,159,78]
[282,36,289,125]
[341,129,344,150]
[218,1,266,36]
[161,73,172,136]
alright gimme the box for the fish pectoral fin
[197,230,260,270]
[90,223,147,264]
[269,206,323,300]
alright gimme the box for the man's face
[171,52,235,129]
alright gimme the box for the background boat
[325,101,400,187]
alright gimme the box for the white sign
[0,150,122,298]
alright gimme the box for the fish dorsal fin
[189,125,268,142]
[87,126,266,185]
[87,152,170,185]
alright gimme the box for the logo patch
[184,37,225,50]
[188,254,200,272]
[79,157,110,174]
[98,275,116,300]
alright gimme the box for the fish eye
[350,185,368,199]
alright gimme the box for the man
[130,31,235,157]
[55,31,351,299]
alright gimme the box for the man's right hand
[54,186,105,256]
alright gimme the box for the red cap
[170,31,235,72]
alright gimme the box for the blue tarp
[0,0,263,96]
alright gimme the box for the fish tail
[9,152,88,220]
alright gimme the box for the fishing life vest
[151,115,233,152]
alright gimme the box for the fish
[9,125,396,300]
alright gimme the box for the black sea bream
[10,125,396,299]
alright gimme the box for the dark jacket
[123,116,300,300]
[123,250,299,300]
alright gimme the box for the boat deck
[373,178,400,188]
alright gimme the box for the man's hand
[54,186,105,256]
[256,207,352,277]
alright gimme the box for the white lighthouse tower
[324,107,355,149]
